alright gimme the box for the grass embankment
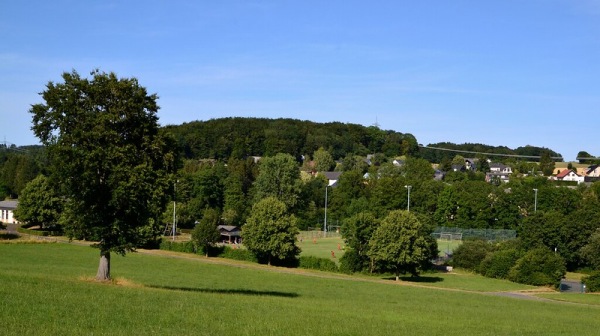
[1,243,600,335]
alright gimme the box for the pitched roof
[217,225,240,232]
[0,200,17,210]
[556,169,578,179]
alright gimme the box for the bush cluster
[451,239,566,288]
[298,256,338,272]
[582,271,600,292]
[219,246,258,263]
[450,239,494,271]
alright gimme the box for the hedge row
[158,240,339,272]
[298,256,339,272]
[17,227,63,237]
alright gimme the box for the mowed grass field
[298,232,462,261]
[1,243,600,335]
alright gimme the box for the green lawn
[298,234,345,262]
[298,233,463,260]
[1,242,599,335]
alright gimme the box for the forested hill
[162,117,563,162]
[163,117,419,160]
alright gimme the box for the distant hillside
[420,142,563,163]
[163,117,419,160]
[162,117,563,163]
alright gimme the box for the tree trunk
[395,270,400,281]
[96,250,111,281]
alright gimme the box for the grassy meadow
[1,242,600,335]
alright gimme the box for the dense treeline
[6,117,600,277]
[163,117,419,160]
[419,142,563,163]
[0,146,46,199]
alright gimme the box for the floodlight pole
[172,180,178,241]
[323,185,328,238]
[533,188,538,213]
[405,185,412,212]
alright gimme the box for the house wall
[0,209,17,224]
[589,167,600,177]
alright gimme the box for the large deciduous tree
[368,210,436,280]
[30,70,175,281]
[242,197,300,265]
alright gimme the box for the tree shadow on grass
[0,233,19,240]
[147,285,299,298]
[399,276,444,283]
[382,276,444,283]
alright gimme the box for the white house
[586,164,600,177]
[555,169,585,184]
[489,163,513,174]
[0,200,18,224]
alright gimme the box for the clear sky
[1,1,599,161]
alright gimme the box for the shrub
[582,271,600,293]
[508,248,566,287]
[159,240,196,253]
[218,246,258,263]
[479,248,522,279]
[299,256,338,272]
[339,248,366,274]
[450,239,494,271]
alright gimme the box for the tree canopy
[367,210,436,280]
[29,70,176,280]
[242,197,300,265]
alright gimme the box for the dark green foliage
[13,175,63,229]
[450,239,494,271]
[538,151,556,176]
[30,70,176,280]
[298,256,338,272]
[191,208,221,257]
[164,118,417,161]
[479,248,522,279]
[0,151,41,198]
[159,240,197,253]
[368,210,436,279]
[252,153,302,210]
[582,271,600,292]
[218,246,258,263]
[339,248,364,273]
[577,151,598,164]
[242,197,300,265]
[508,248,566,287]
[341,212,378,271]
[580,228,600,270]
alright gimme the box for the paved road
[560,279,584,293]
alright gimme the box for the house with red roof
[554,169,584,184]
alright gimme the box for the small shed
[217,225,241,244]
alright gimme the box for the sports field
[298,232,462,261]
[1,242,599,335]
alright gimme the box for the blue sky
[1,1,599,161]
